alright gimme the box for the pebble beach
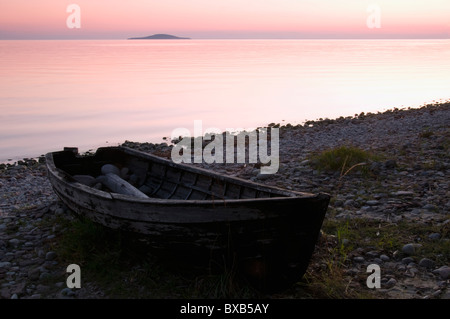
[0,102,449,299]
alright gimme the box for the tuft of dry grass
[309,145,378,175]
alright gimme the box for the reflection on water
[1,39,449,162]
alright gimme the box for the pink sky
[0,0,449,39]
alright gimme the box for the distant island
[128,34,190,40]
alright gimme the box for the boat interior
[52,147,292,201]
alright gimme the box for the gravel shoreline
[1,103,449,299]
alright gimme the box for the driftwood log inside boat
[46,146,330,291]
[96,173,149,199]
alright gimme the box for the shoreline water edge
[0,101,449,299]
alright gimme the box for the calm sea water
[1,39,450,163]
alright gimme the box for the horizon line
[1,36,449,40]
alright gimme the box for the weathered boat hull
[46,146,330,291]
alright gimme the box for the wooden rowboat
[45,146,330,291]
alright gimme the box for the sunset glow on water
[0,1,449,162]
[1,39,449,162]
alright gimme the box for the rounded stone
[402,243,421,255]
[365,251,379,258]
[432,266,450,280]
[384,160,397,169]
[39,272,52,280]
[428,233,441,240]
[45,251,57,261]
[402,257,414,264]
[385,278,397,288]
[28,268,41,281]
[0,262,12,269]
[419,258,435,269]
[353,256,365,263]
[61,287,76,297]
[8,239,21,248]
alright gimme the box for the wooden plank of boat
[45,146,330,291]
